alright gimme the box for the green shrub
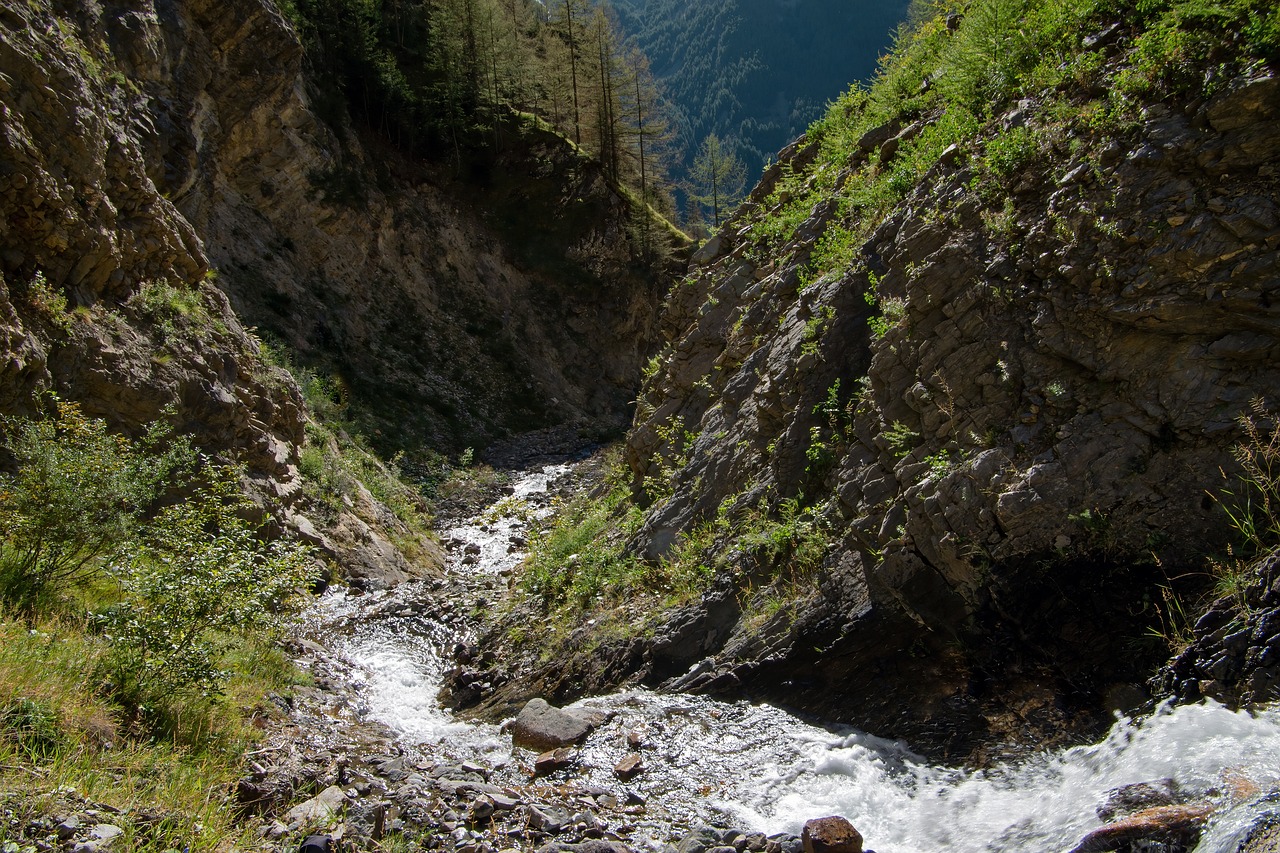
[1,696,61,760]
[127,278,214,341]
[1244,4,1280,61]
[101,469,314,707]
[19,271,71,332]
[941,0,1037,112]
[0,399,195,615]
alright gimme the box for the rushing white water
[313,462,1280,853]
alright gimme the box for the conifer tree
[688,133,746,229]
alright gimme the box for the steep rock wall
[619,62,1280,754]
[124,0,667,451]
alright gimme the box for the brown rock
[801,816,863,853]
[533,747,574,777]
[1066,803,1214,853]
[614,753,643,781]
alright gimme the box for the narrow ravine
[297,458,1280,853]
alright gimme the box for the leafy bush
[1,696,61,760]
[0,399,195,614]
[19,271,71,332]
[101,469,314,706]
[127,278,216,341]
[0,398,314,712]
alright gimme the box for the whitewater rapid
[313,463,1280,853]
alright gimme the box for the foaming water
[556,691,1280,852]
[308,462,1280,851]
[710,699,1280,852]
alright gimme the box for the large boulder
[509,698,594,752]
[801,816,863,853]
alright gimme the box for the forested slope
[610,0,911,207]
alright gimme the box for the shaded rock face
[0,0,668,579]
[618,64,1280,753]
[0,0,666,455]
[0,0,436,584]
[0,0,304,493]
[120,0,666,451]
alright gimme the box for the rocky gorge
[3,0,1280,851]
[450,2,1280,763]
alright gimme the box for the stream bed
[303,461,1280,853]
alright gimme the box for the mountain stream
[306,462,1280,853]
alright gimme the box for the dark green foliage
[100,468,314,707]
[1,696,61,760]
[0,399,315,711]
[0,398,195,615]
[609,0,912,195]
[288,0,679,222]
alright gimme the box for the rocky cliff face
[160,0,668,450]
[594,25,1279,756]
[0,0,303,481]
[0,0,670,582]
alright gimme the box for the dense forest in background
[609,0,912,217]
[279,0,911,234]
[284,0,679,229]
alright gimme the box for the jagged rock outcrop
[604,37,1280,754]
[0,0,302,489]
[1159,548,1280,706]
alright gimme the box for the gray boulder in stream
[510,698,595,751]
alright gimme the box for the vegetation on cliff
[480,0,1280,755]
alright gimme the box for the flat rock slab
[1066,803,1214,853]
[802,816,863,853]
[534,747,575,776]
[511,698,595,752]
[614,753,644,781]
[285,784,347,828]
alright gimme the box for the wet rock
[614,754,644,781]
[511,699,595,751]
[534,747,576,776]
[526,804,572,833]
[1066,803,1214,853]
[1097,778,1184,821]
[765,833,804,853]
[677,827,724,853]
[537,842,633,853]
[470,795,497,824]
[801,817,863,853]
[285,785,347,828]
